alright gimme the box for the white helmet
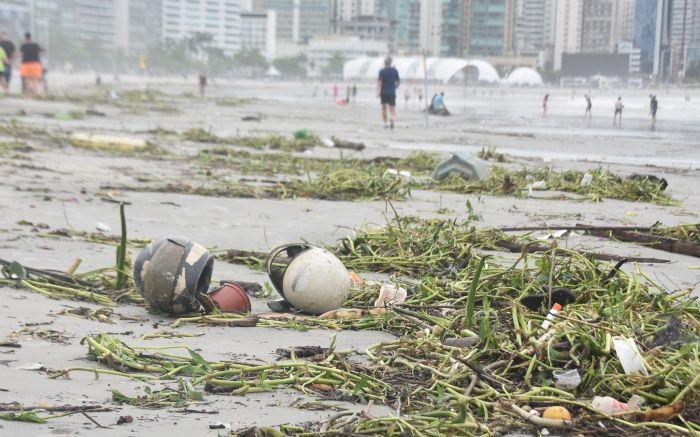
[266,244,350,315]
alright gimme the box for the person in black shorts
[649,95,658,125]
[376,56,400,129]
[0,32,15,95]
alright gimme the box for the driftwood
[331,136,365,151]
[587,229,700,259]
[497,224,700,259]
[495,240,670,264]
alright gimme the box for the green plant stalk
[115,202,127,289]
[466,257,487,329]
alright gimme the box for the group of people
[0,32,44,97]
[543,92,660,126]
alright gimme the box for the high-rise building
[240,10,276,60]
[0,0,32,41]
[332,0,375,21]
[161,0,241,55]
[262,0,331,44]
[581,0,618,53]
[440,0,466,56]
[376,0,420,54]
[124,0,163,56]
[670,0,700,76]
[463,0,515,57]
[419,0,441,55]
[514,0,555,56]
[613,0,636,44]
[634,0,672,77]
[552,0,582,71]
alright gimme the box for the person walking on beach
[404,87,410,109]
[584,95,592,120]
[542,94,549,116]
[19,32,42,97]
[198,72,207,97]
[0,32,15,95]
[416,87,423,110]
[649,95,658,126]
[376,56,400,129]
[351,84,357,102]
[613,96,624,125]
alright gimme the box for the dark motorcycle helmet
[133,236,214,314]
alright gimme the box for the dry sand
[0,74,698,435]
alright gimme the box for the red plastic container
[207,283,251,313]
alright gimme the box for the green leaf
[0,410,47,423]
[188,349,212,371]
[8,261,26,280]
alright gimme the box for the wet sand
[0,74,698,435]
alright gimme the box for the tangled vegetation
[431,166,676,205]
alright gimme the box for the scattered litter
[16,363,44,371]
[69,133,148,153]
[542,406,572,420]
[95,222,111,233]
[208,421,231,430]
[443,337,479,348]
[432,153,489,181]
[202,282,251,313]
[580,172,593,186]
[613,336,649,375]
[540,303,562,331]
[650,316,686,348]
[374,284,407,308]
[116,415,133,425]
[266,244,350,315]
[134,236,214,314]
[552,369,581,390]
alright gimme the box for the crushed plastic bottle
[581,173,593,186]
[553,369,581,390]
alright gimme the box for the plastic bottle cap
[552,303,563,311]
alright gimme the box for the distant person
[0,43,6,95]
[333,83,338,99]
[613,96,624,125]
[19,32,42,97]
[198,72,207,97]
[428,92,450,116]
[351,84,357,101]
[416,87,423,109]
[0,32,15,95]
[376,56,400,129]
[41,67,48,94]
[95,75,102,86]
[649,95,658,125]
[404,88,410,109]
[542,94,549,115]
[584,95,592,120]
[346,85,351,102]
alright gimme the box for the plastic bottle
[581,173,593,186]
[540,303,563,331]
[591,396,628,414]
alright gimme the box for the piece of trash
[432,153,489,181]
[208,421,231,429]
[580,173,593,186]
[374,284,407,308]
[331,136,365,151]
[95,222,111,233]
[613,336,649,375]
[203,283,251,313]
[16,362,44,371]
[133,237,214,314]
[443,337,479,348]
[383,169,411,179]
[310,383,335,392]
[320,137,335,147]
[69,132,147,152]
[529,180,547,190]
[540,303,562,331]
[637,402,683,422]
[116,415,133,425]
[650,316,685,348]
[626,211,637,217]
[591,396,630,415]
[520,287,576,310]
[629,173,668,191]
[266,244,350,315]
[552,369,581,390]
[293,128,309,139]
[542,406,572,420]
[348,271,365,286]
[319,308,384,320]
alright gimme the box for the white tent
[503,67,543,86]
[343,56,500,84]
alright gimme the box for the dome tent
[503,67,543,86]
[343,56,500,84]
